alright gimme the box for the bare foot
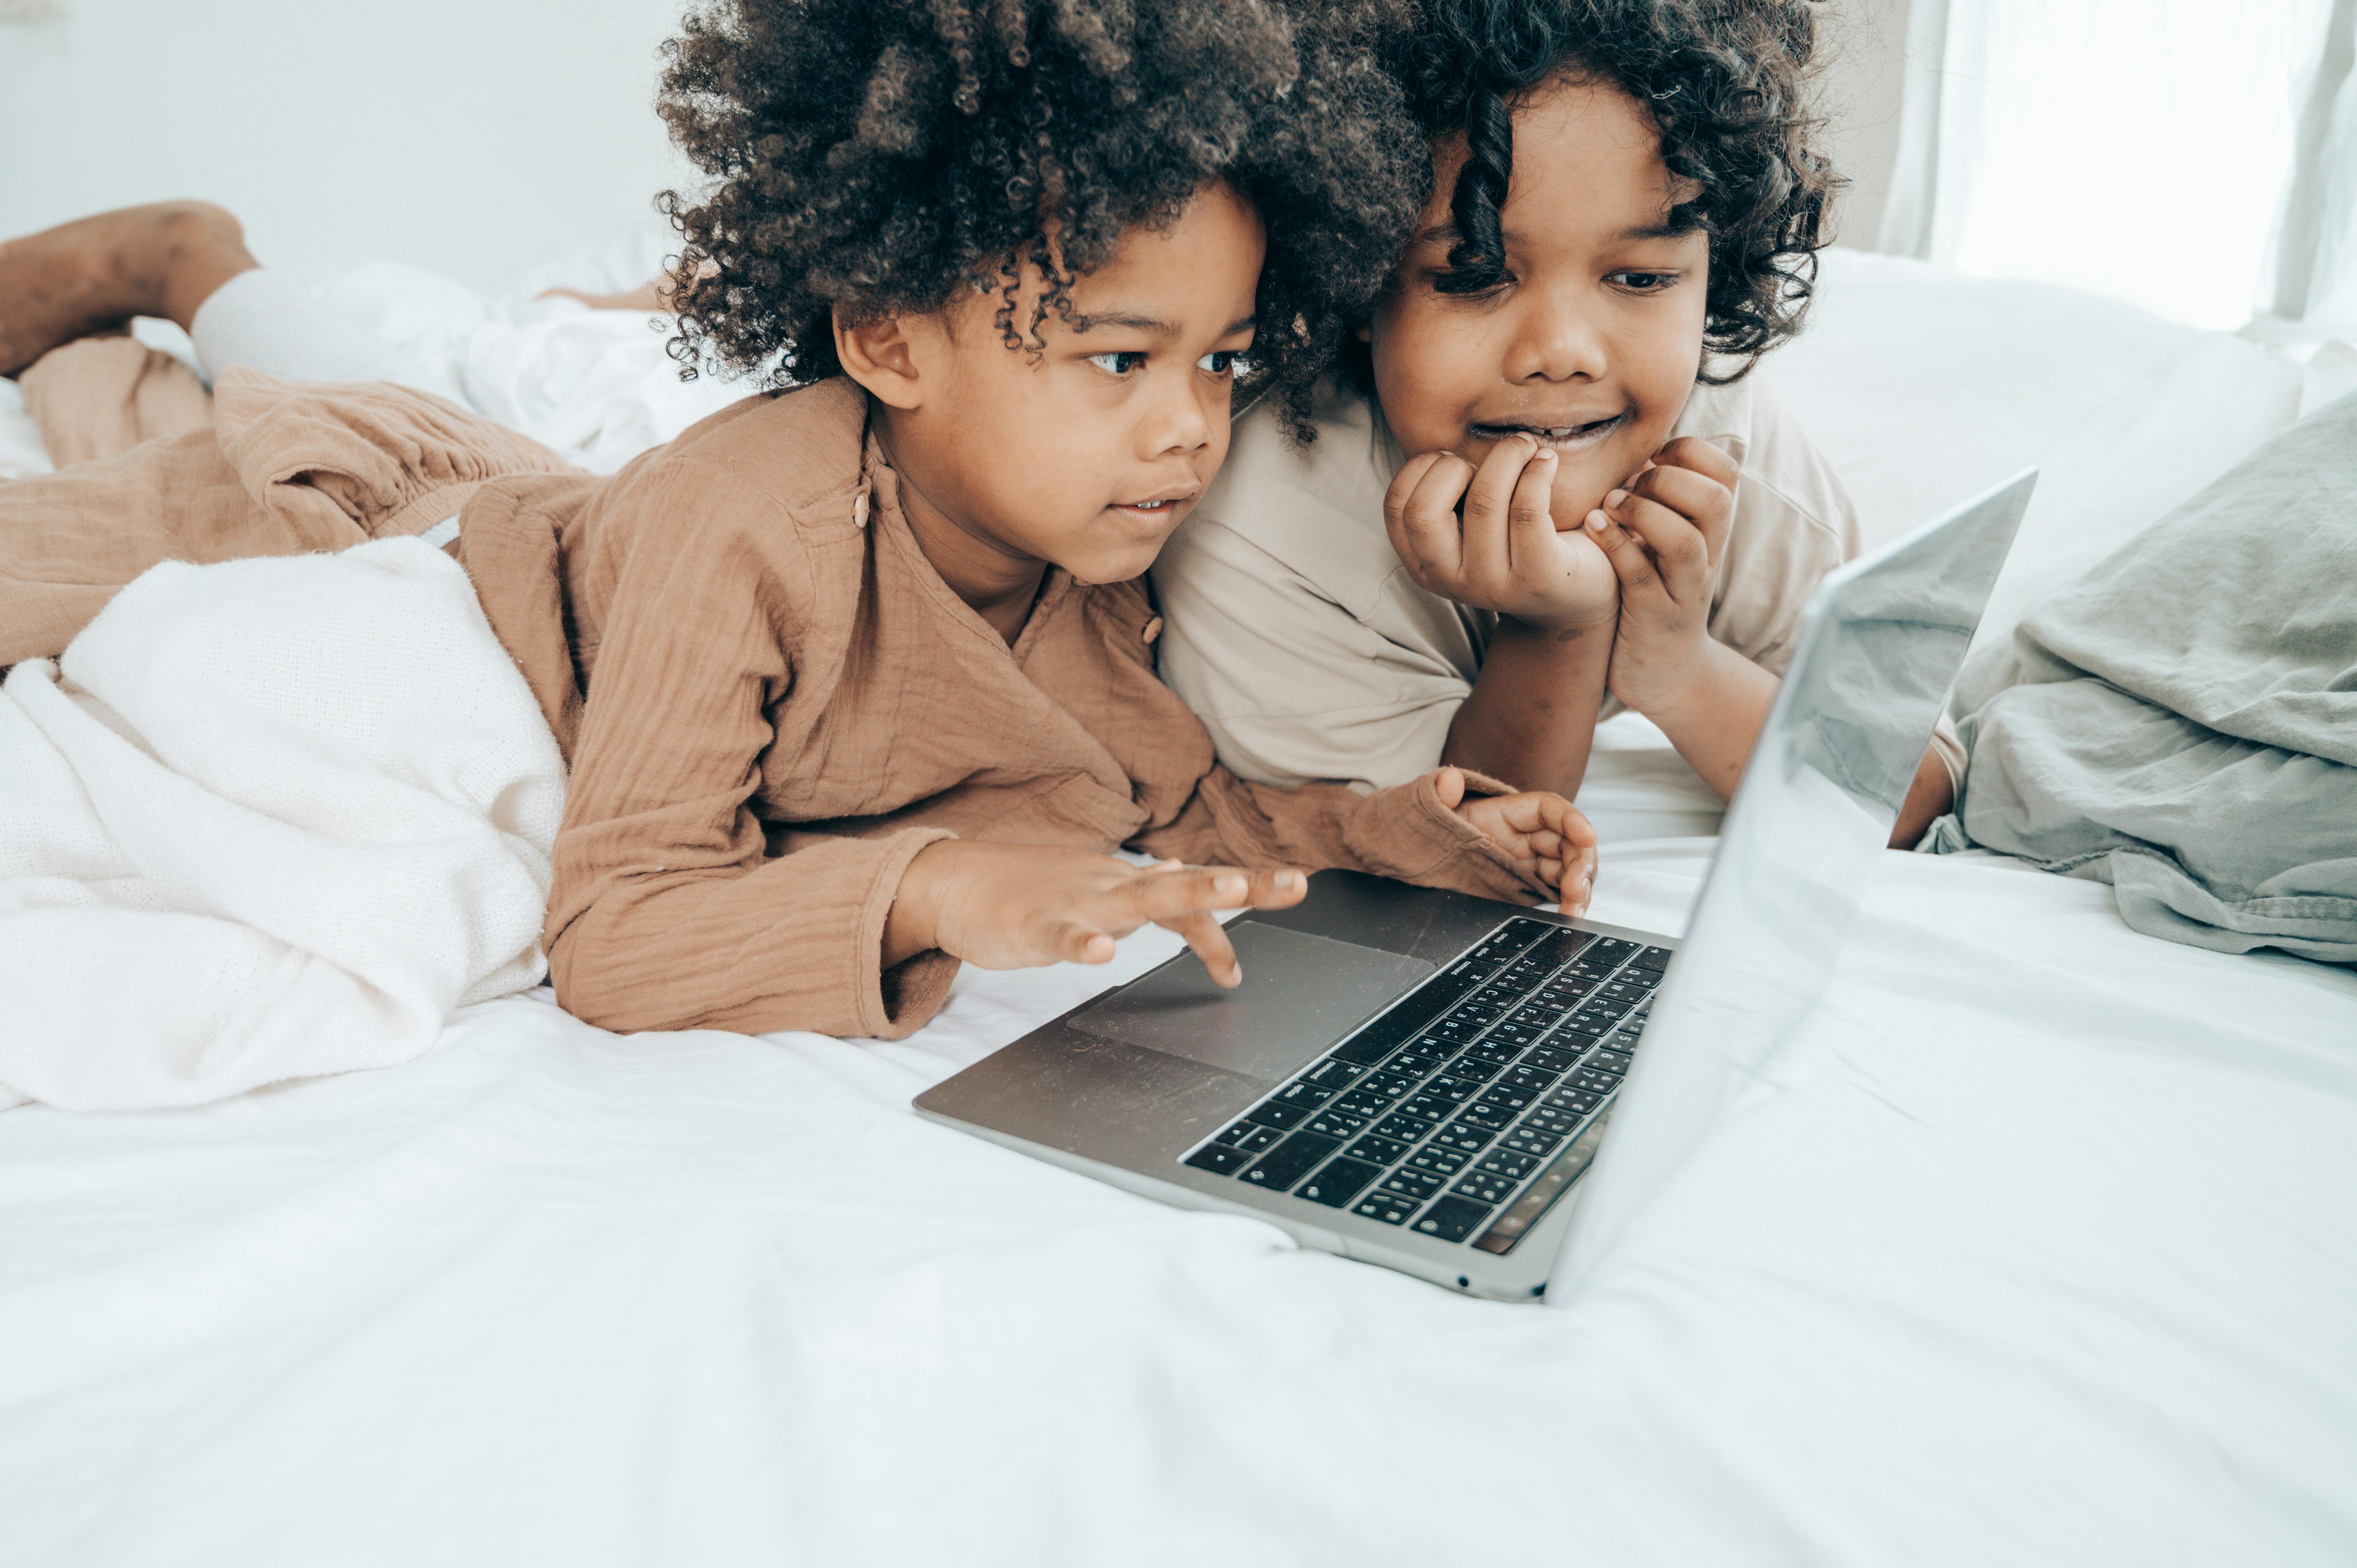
[537,277,681,314]
[0,201,258,378]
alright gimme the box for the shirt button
[1142,616,1163,644]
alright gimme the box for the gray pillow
[1925,391,2357,962]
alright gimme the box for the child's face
[1366,75,1710,523]
[858,182,1263,588]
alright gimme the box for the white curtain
[1882,0,2357,336]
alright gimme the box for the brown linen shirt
[1,371,1538,1041]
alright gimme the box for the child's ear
[834,308,927,410]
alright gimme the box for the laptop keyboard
[1179,918,1670,1254]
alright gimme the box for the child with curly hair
[1153,0,1963,844]
[0,0,1594,1039]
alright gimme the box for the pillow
[1771,249,2302,650]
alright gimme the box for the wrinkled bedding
[1934,393,2357,959]
[2,852,2353,1566]
[0,540,562,1109]
[1,244,2349,1565]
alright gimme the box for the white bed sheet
[3,244,2347,1564]
[2,852,2352,1566]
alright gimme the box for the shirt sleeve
[542,465,959,1040]
[1151,514,1475,794]
[1127,764,1542,906]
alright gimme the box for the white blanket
[3,853,2352,1565]
[0,539,564,1111]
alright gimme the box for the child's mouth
[1468,413,1627,452]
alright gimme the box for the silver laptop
[917,471,2035,1301]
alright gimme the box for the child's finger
[1385,453,1474,582]
[1504,444,1560,578]
[1051,919,1119,966]
[1582,505,1664,595]
[1625,461,1734,574]
[1650,434,1739,491]
[1601,489,1710,605]
[1458,438,1539,592]
[1161,908,1244,987]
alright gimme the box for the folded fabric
[0,538,565,1110]
[1926,392,2357,962]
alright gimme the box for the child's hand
[1434,766,1598,915]
[885,841,1307,986]
[1580,437,1739,718]
[1385,436,1620,632]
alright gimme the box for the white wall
[0,0,1915,286]
[0,0,692,288]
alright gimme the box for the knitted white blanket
[0,539,565,1110]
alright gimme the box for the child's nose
[1140,375,1215,456]
[1504,278,1610,384]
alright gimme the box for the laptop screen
[1550,470,2037,1293]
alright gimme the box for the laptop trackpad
[1069,922,1435,1084]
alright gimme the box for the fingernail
[1535,447,1557,463]
[1606,489,1628,509]
[1214,874,1245,897]
[1279,870,1305,891]
[1585,510,1607,532]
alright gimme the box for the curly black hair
[1366,0,1841,386]
[654,0,1424,435]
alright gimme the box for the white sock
[189,269,444,396]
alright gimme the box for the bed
[4,247,2353,1566]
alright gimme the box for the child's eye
[1197,350,1243,376]
[1087,351,1148,376]
[1610,270,1681,293]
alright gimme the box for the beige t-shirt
[1154,374,1876,793]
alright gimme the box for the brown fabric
[456,378,1540,1039]
[0,372,1540,1041]
[18,335,215,468]
[0,368,578,665]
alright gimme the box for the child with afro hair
[0,0,1595,1039]
[1154,0,1964,846]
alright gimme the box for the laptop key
[1413,1196,1495,1244]
[1634,945,1673,971]
[1405,1144,1472,1177]
[1398,1091,1457,1123]
[1333,1088,1394,1118]
[1245,1100,1310,1130]
[1478,1081,1537,1115]
[1302,1109,1368,1139]
[1352,1190,1422,1226]
[1523,1045,1583,1075]
[1451,1170,1518,1206]
[1499,1124,1567,1158]
[1272,1079,1334,1109]
[1536,928,1595,966]
[1383,1165,1447,1196]
[1362,1068,1425,1100]
[1298,1156,1384,1208]
[1447,1056,1505,1084]
[1427,1121,1496,1155]
[1303,1057,1366,1089]
[1372,1111,1436,1142]
[1239,1132,1341,1190]
[1486,1021,1547,1049]
[1345,1133,1412,1166]
[1547,1087,1606,1114]
[1476,1148,1540,1180]
[1421,1074,1480,1104]
[1184,1142,1249,1174]
[1464,1039,1523,1068]
[1217,1120,1285,1153]
[1454,1100,1514,1131]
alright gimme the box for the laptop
[916,470,2035,1301]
